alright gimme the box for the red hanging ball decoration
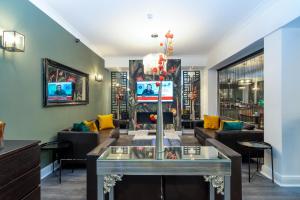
[152,67,158,73]
[159,76,164,81]
[165,31,174,39]
[156,81,160,86]
[159,65,164,71]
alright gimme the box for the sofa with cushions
[194,116,264,159]
[57,115,120,162]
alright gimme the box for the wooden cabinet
[0,140,40,200]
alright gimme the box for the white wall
[281,28,300,179]
[263,28,284,180]
[262,27,300,186]
[207,0,300,68]
[201,68,218,117]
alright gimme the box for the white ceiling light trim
[29,0,104,58]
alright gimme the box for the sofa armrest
[87,138,117,157]
[205,138,242,200]
[110,128,120,139]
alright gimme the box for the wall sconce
[1,31,25,52]
[95,74,103,82]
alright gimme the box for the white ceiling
[30,0,273,58]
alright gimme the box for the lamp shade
[143,53,166,75]
[2,31,25,52]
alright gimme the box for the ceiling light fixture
[151,33,158,38]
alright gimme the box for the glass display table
[97,146,231,200]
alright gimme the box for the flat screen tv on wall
[43,58,89,107]
[136,81,173,102]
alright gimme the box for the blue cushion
[72,122,90,132]
[223,121,243,130]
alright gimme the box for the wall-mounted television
[47,82,73,102]
[43,58,89,107]
[136,81,173,102]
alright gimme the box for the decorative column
[156,83,164,160]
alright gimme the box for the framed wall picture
[43,58,89,107]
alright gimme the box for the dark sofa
[86,137,242,200]
[57,119,120,162]
[194,120,264,159]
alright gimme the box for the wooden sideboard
[0,140,40,200]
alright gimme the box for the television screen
[136,81,173,102]
[47,82,73,102]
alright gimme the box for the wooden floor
[41,135,300,200]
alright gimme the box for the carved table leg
[224,176,231,200]
[98,175,105,200]
[109,188,114,200]
[210,181,215,200]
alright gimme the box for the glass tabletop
[99,146,228,161]
[238,141,271,149]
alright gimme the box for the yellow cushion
[83,120,98,132]
[204,115,220,129]
[97,114,115,130]
[219,120,239,130]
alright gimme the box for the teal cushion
[72,122,90,132]
[223,121,243,131]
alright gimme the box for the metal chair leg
[59,159,62,184]
[256,151,259,172]
[271,148,274,183]
[248,152,251,182]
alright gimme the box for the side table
[237,141,274,183]
[41,140,73,183]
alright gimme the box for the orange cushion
[204,115,220,129]
[97,114,115,130]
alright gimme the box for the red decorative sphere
[152,67,158,73]
[159,76,164,81]
[156,81,160,86]
[159,65,164,71]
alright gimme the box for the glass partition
[218,51,264,128]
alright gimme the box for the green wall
[0,0,110,167]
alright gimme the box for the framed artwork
[43,58,89,107]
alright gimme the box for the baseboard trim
[41,160,59,180]
[261,165,300,187]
